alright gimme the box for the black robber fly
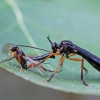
[32,36,100,86]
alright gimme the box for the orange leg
[12,52,24,70]
[68,53,76,57]
[68,57,88,86]
[28,62,46,71]
[43,52,60,61]
[17,56,24,70]
[28,61,62,73]
[68,54,88,72]
[27,51,61,74]
[47,54,65,82]
[8,52,23,70]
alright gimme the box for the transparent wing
[24,57,45,76]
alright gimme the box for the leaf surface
[0,0,100,95]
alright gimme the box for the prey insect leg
[27,60,62,73]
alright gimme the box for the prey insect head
[47,36,59,53]
[9,45,19,52]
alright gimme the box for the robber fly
[32,36,100,86]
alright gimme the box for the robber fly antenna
[16,45,50,53]
[47,35,53,45]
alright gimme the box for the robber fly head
[47,36,59,53]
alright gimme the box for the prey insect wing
[24,56,45,76]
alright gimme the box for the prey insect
[33,36,100,86]
[0,45,61,76]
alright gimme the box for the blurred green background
[0,0,100,100]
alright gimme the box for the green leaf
[0,0,100,96]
